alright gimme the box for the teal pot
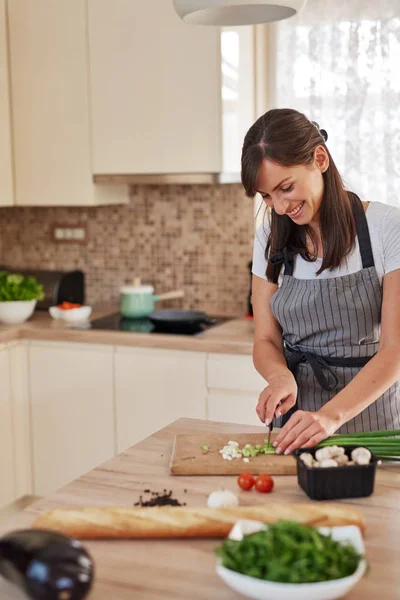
[120,284,184,319]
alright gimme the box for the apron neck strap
[351,194,375,269]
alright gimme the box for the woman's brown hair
[241,108,356,283]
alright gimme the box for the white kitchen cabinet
[0,344,15,506]
[115,347,207,452]
[88,0,222,175]
[0,0,13,206]
[8,341,32,499]
[207,353,266,392]
[207,390,261,426]
[29,341,115,495]
[7,0,128,206]
[207,353,266,426]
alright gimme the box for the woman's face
[256,146,329,227]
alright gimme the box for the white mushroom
[315,445,345,462]
[315,447,335,462]
[330,446,345,458]
[335,454,349,466]
[351,447,372,465]
[299,452,314,467]
[319,458,339,468]
[313,461,321,467]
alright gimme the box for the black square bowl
[293,446,378,501]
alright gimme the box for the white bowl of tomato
[49,302,92,322]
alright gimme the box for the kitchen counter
[2,418,399,599]
[0,305,255,354]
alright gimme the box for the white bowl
[0,300,37,325]
[49,305,92,323]
[216,523,366,600]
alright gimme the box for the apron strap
[351,194,375,268]
[269,247,296,276]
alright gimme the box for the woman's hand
[273,409,341,455]
[256,373,297,425]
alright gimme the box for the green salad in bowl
[216,521,362,583]
[215,521,366,600]
[0,272,44,324]
[0,272,44,302]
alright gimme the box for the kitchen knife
[267,419,273,447]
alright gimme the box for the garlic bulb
[207,490,238,509]
[351,447,372,465]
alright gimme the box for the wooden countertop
[0,305,254,354]
[2,418,400,599]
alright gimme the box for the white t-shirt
[252,201,400,285]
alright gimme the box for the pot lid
[120,285,154,295]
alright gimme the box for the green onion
[234,430,400,461]
[316,429,400,459]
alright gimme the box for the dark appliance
[0,267,85,310]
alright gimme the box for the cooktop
[74,313,232,336]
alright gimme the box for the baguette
[32,503,365,539]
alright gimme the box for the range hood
[93,172,241,185]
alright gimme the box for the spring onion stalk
[315,429,400,459]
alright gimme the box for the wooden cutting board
[170,432,297,475]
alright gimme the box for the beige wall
[0,184,254,316]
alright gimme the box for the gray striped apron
[269,196,400,433]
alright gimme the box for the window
[221,26,255,174]
[269,0,400,205]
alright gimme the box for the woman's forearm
[319,347,400,425]
[253,338,292,382]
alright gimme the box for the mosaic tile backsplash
[0,184,254,316]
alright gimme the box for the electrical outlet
[53,225,87,244]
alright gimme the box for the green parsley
[216,521,363,583]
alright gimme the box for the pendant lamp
[173,0,306,26]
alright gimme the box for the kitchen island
[1,418,399,599]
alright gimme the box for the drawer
[207,353,266,393]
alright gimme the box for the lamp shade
[173,0,306,26]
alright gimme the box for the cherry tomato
[58,301,82,310]
[255,474,274,493]
[237,473,255,491]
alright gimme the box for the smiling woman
[241,108,400,454]
[242,109,355,284]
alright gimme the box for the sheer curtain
[269,0,400,205]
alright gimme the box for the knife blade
[267,419,273,447]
